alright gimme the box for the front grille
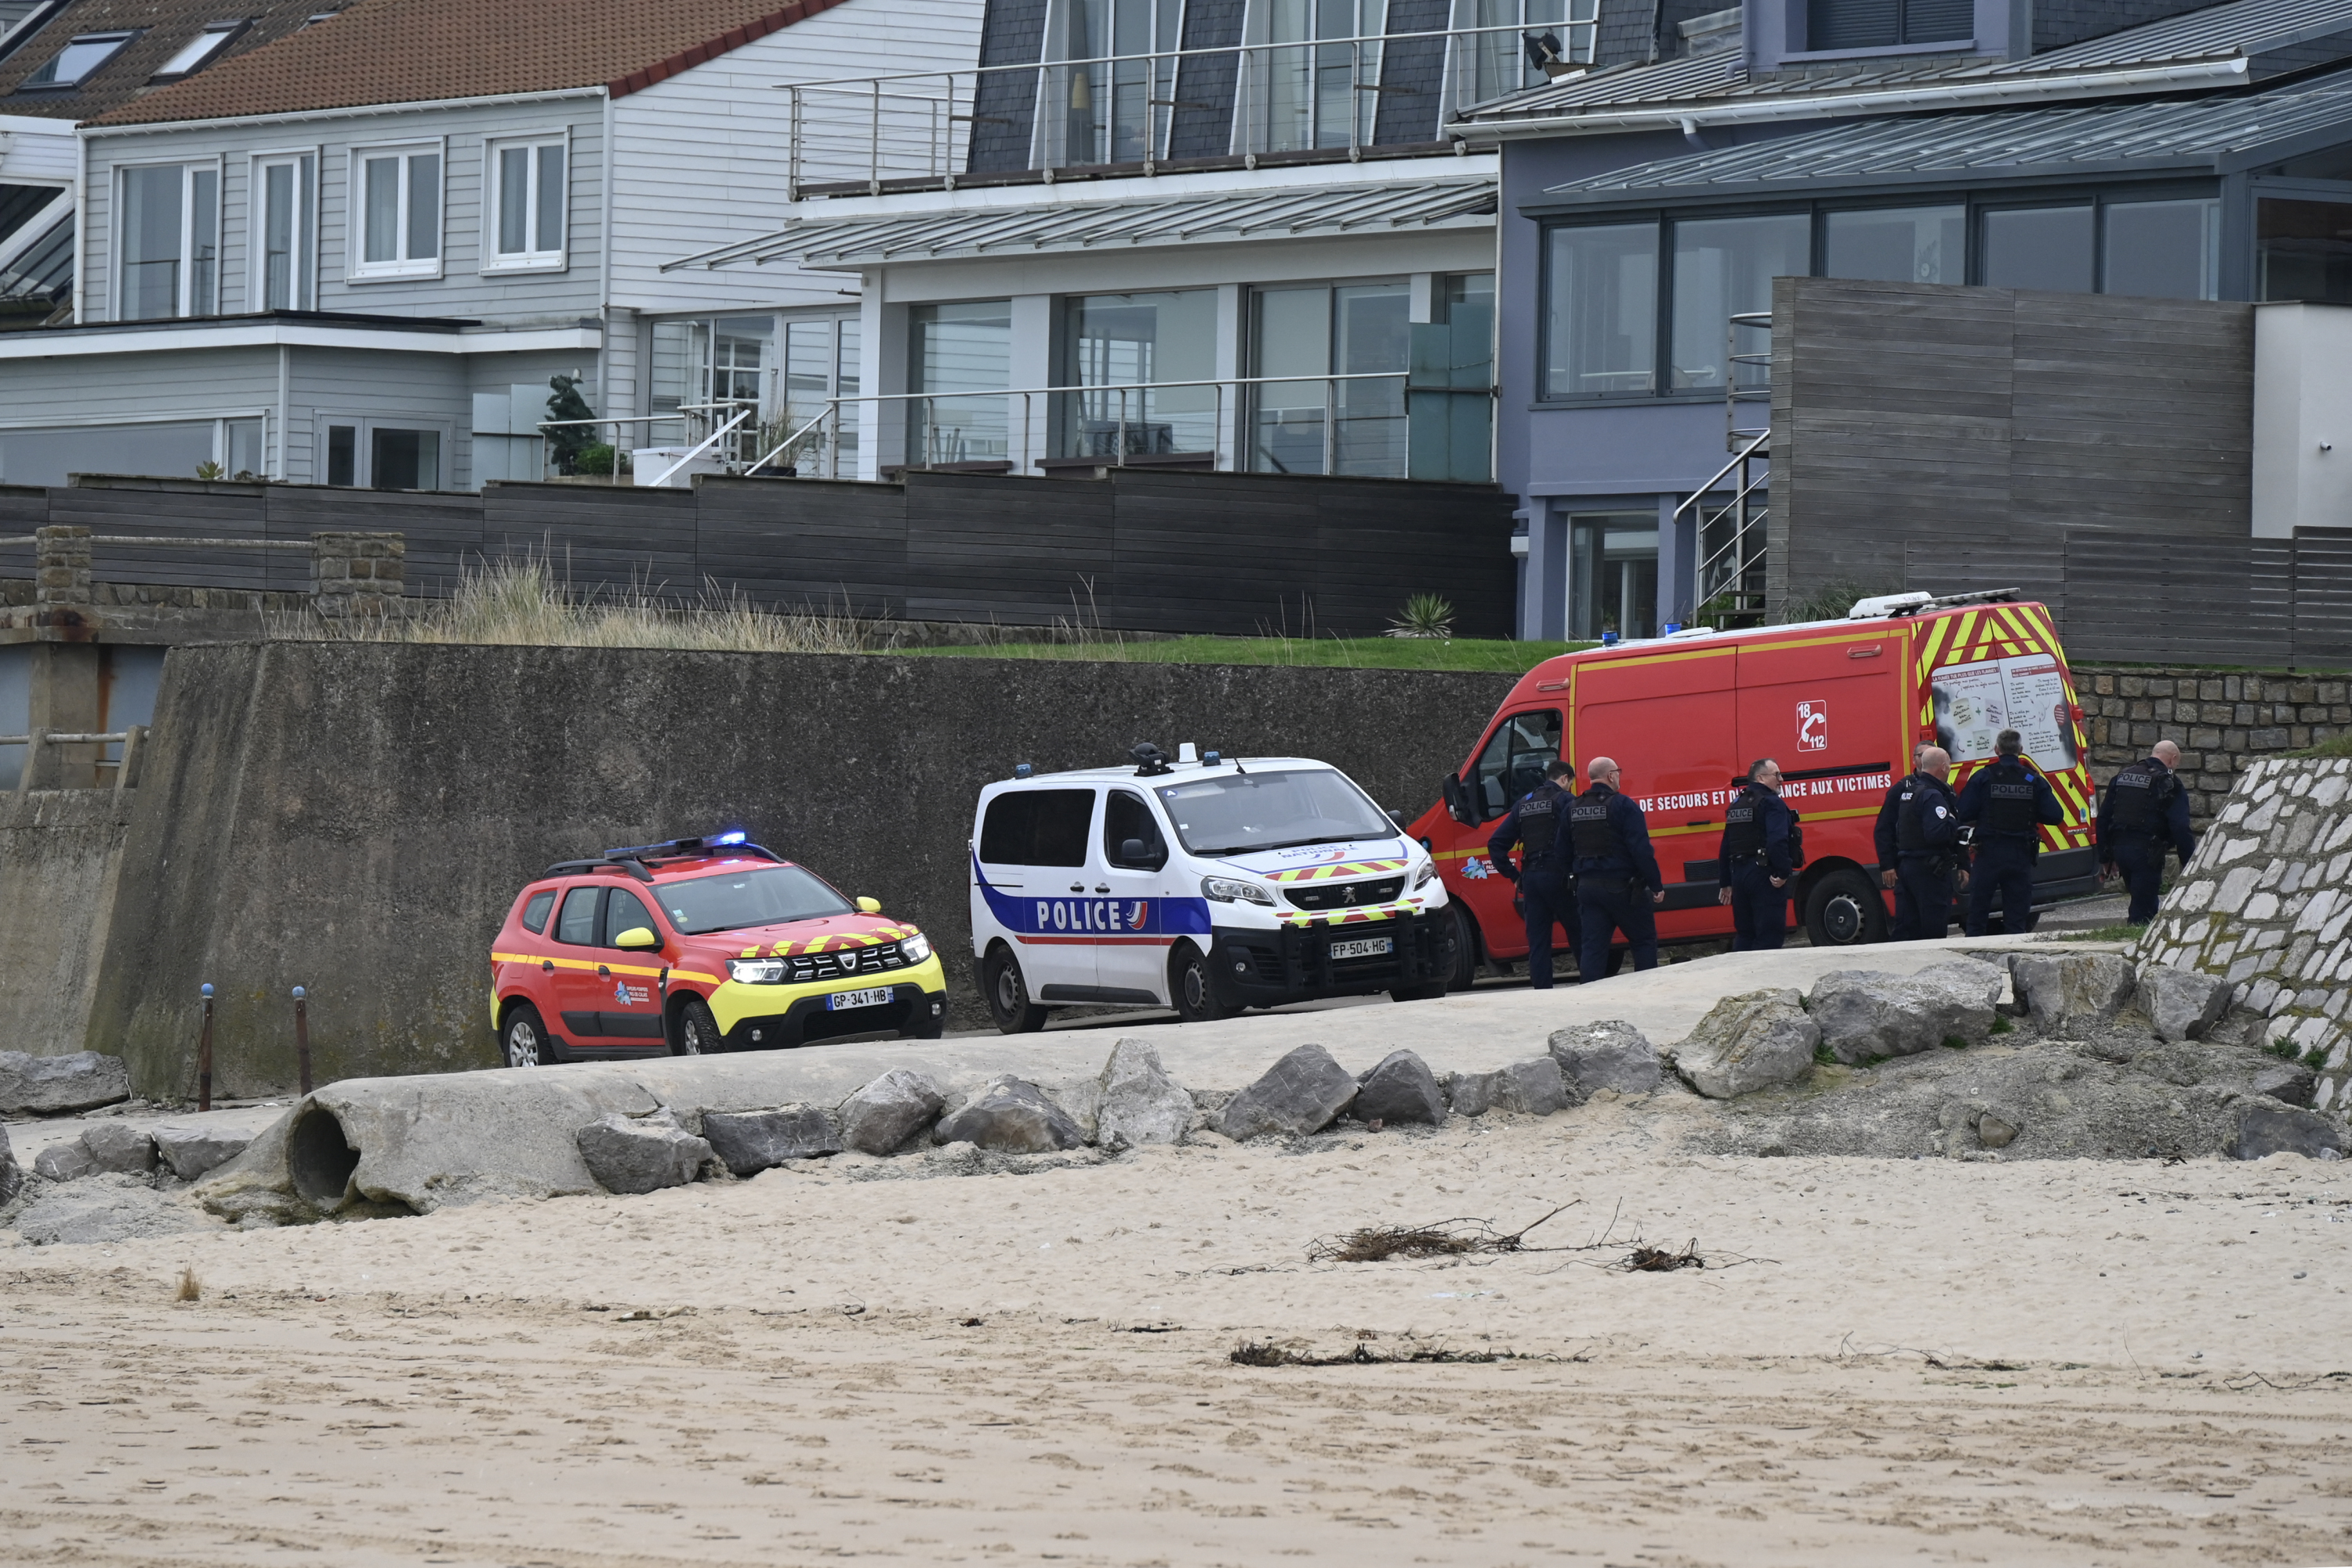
[779,940,909,984]
[1284,876,1406,911]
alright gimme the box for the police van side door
[974,786,1100,999]
[1094,789,1177,1002]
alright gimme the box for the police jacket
[1567,783,1664,890]
[1889,772,1962,861]
[1955,757,2063,848]
[2096,756,2197,862]
[1717,782,1794,885]
[1486,779,1570,881]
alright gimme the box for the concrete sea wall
[0,790,129,1054]
[80,642,1512,1100]
[2136,756,2351,1110]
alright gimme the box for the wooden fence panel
[2294,528,2352,668]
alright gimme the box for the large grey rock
[1095,1038,1192,1149]
[837,1069,946,1156]
[80,1122,158,1174]
[1352,1050,1446,1127]
[1490,1057,1570,1116]
[0,1123,19,1207]
[700,1105,840,1176]
[1671,989,1820,1100]
[16,1173,212,1245]
[1214,1044,1358,1140]
[2137,964,2234,1043]
[0,1051,131,1116]
[152,1124,252,1182]
[934,1076,1085,1153]
[2247,1061,2318,1108]
[2224,1098,2349,1161]
[1548,1020,1661,1098]
[577,1111,714,1193]
[1808,962,2001,1065]
[32,1141,98,1182]
[2010,953,2136,1036]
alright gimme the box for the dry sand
[9,1105,2352,1566]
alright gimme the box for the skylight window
[20,30,133,87]
[153,21,246,79]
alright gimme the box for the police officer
[1874,744,1931,898]
[1570,755,1665,983]
[1486,757,1581,989]
[1882,746,1965,939]
[1715,758,1795,950]
[2097,737,2198,925]
[1955,729,2063,937]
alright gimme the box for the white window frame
[151,20,245,81]
[316,414,452,488]
[112,157,223,322]
[346,138,444,281]
[247,148,318,311]
[480,132,569,274]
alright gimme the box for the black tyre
[1804,868,1887,948]
[502,1004,554,1069]
[1170,942,1232,1024]
[905,991,948,1040]
[1388,984,1446,1003]
[982,946,1047,1034]
[1440,901,1482,993]
[673,996,720,1055]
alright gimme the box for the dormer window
[20,30,135,88]
[1807,0,1970,53]
[152,20,248,81]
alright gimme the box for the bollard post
[197,982,216,1112]
[292,985,312,1096]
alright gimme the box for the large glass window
[1061,289,1217,460]
[1807,0,1971,52]
[1822,205,1962,283]
[2257,198,2352,304]
[909,300,1011,466]
[488,140,565,268]
[254,154,314,310]
[782,316,862,477]
[1569,512,1658,641]
[353,146,441,278]
[1042,0,1185,167]
[21,31,133,88]
[1671,213,1808,390]
[1247,0,1387,154]
[370,427,440,490]
[1249,281,1408,476]
[1408,271,1495,482]
[1544,222,1657,398]
[651,315,776,464]
[1980,205,2092,292]
[119,163,217,321]
[1455,0,1596,107]
[2100,198,2219,300]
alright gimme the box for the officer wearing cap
[1715,758,1795,950]
[2097,738,2198,925]
[1486,757,1581,989]
[1570,756,1665,982]
[1955,729,2063,937]
[1883,746,1965,939]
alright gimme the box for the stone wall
[2133,757,2350,1114]
[2076,666,2351,824]
[0,789,131,1054]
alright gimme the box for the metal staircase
[1675,308,1770,627]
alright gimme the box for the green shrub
[2268,1037,2300,1060]
[1990,1017,2013,1036]
[574,442,618,477]
[1943,1035,1968,1050]
[2304,1045,2332,1070]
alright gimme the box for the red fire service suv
[1410,590,2101,975]
[488,834,947,1065]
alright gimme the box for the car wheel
[502,1004,552,1069]
[982,946,1047,1034]
[1441,902,1481,993]
[673,996,720,1056]
[1804,868,1887,947]
[1170,942,1231,1024]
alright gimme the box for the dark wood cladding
[5,469,1518,638]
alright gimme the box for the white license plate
[1329,936,1394,960]
[826,986,895,1011]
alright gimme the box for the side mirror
[855,895,882,914]
[1441,775,1476,827]
[1120,837,1168,869]
[614,927,659,950]
[1385,808,1410,830]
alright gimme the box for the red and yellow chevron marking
[1915,604,2094,851]
[1275,897,1425,929]
[746,924,916,958]
[1266,858,1410,884]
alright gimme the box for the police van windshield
[1154,768,1393,858]
[658,866,853,934]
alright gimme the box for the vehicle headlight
[1201,876,1276,906]
[1412,858,1437,890]
[728,958,787,984]
[898,931,932,964]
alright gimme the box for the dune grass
[904,634,1584,673]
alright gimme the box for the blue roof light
[714,830,747,845]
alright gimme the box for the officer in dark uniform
[1880,745,1965,939]
[1874,745,1930,898]
[2097,737,2198,925]
[1715,757,1795,950]
[1955,729,2064,937]
[1570,755,1665,982]
[1485,757,1581,989]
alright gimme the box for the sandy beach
[9,1102,2352,1566]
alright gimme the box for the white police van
[969,743,1454,1031]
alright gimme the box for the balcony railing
[781,21,1581,199]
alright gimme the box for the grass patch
[2292,731,2352,759]
[2268,1037,2300,1060]
[2060,924,2146,942]
[1990,1016,2013,1035]
[904,634,1584,673]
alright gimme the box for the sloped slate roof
[1462,0,2352,122]
[1537,65,2352,198]
[0,0,327,122]
[88,0,848,127]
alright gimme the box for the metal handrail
[650,410,752,488]
[1671,428,1769,524]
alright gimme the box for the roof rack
[541,833,783,883]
